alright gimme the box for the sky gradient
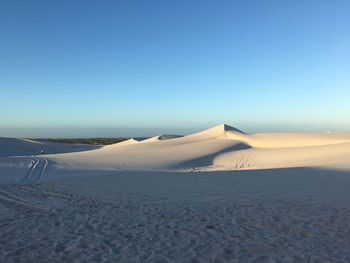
[1,0,349,137]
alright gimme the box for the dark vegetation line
[30,137,149,145]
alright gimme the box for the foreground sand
[1,124,350,262]
[1,170,350,262]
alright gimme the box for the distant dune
[32,124,350,175]
[0,137,100,158]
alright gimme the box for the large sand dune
[41,124,350,176]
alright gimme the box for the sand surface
[1,124,350,262]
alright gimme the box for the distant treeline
[34,138,149,145]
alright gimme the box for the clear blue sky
[1,0,349,137]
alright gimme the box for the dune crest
[140,134,182,143]
[185,124,246,141]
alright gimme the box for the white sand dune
[42,124,350,175]
[1,123,350,183]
